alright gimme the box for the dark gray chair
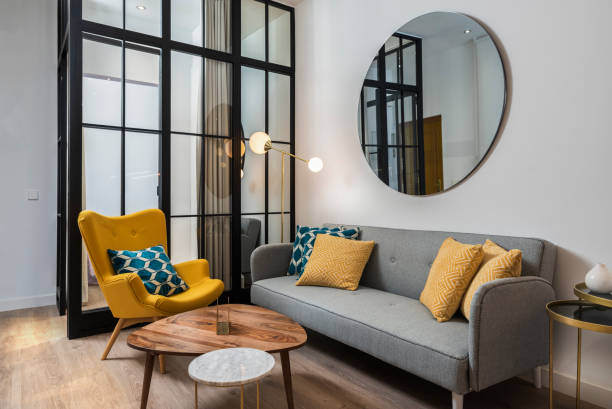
[241,218,261,285]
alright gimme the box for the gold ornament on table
[216,298,231,335]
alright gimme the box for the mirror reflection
[358,12,506,195]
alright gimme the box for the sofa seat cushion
[251,276,470,393]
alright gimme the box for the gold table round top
[574,282,612,308]
[546,300,612,334]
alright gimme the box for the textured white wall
[294,0,612,405]
[0,0,57,311]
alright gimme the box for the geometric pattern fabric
[296,233,375,291]
[460,240,522,320]
[107,245,188,297]
[289,225,360,279]
[419,237,484,322]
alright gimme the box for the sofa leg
[533,367,542,389]
[451,392,463,409]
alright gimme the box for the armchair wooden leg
[451,392,464,409]
[101,318,125,360]
[154,317,166,374]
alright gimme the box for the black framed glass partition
[58,0,294,338]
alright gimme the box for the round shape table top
[574,282,612,308]
[188,348,275,387]
[127,304,307,356]
[546,300,612,334]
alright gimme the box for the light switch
[27,190,39,200]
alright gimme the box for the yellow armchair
[78,209,224,365]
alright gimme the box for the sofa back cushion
[325,224,556,300]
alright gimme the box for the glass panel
[82,246,108,311]
[240,213,264,288]
[170,217,200,264]
[269,6,291,66]
[205,0,232,52]
[241,67,265,139]
[404,147,419,195]
[125,132,159,214]
[241,144,265,213]
[204,138,231,215]
[385,49,399,83]
[83,38,122,127]
[172,0,203,46]
[83,128,121,216]
[385,36,400,52]
[203,216,232,288]
[365,57,378,81]
[365,146,379,178]
[241,0,265,61]
[386,91,400,145]
[268,143,291,213]
[126,0,161,37]
[388,148,403,192]
[268,72,290,142]
[403,94,416,145]
[402,41,417,86]
[363,87,378,145]
[205,60,232,137]
[268,214,290,244]
[125,45,160,130]
[171,51,203,134]
[171,134,202,215]
[83,0,122,28]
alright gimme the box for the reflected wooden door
[423,115,443,194]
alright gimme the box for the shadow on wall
[554,247,591,298]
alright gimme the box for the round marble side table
[188,348,275,409]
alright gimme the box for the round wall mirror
[357,12,506,195]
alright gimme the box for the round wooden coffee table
[127,304,307,409]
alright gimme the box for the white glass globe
[249,132,271,155]
[308,157,323,173]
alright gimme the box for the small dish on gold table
[574,282,612,308]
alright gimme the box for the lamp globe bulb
[308,157,323,173]
[249,132,271,155]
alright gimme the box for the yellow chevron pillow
[296,234,375,291]
[460,240,522,320]
[420,237,484,322]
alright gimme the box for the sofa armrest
[468,276,555,391]
[250,243,293,282]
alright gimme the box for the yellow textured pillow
[420,237,484,322]
[460,240,522,320]
[296,234,375,291]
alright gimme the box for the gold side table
[546,294,612,409]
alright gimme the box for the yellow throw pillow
[460,240,522,320]
[296,234,375,291]
[420,237,484,322]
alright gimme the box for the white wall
[294,0,612,406]
[0,0,57,311]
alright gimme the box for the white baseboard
[531,367,612,409]
[0,293,55,312]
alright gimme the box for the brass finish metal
[257,381,261,409]
[547,299,612,409]
[194,381,197,409]
[240,385,244,409]
[574,282,612,308]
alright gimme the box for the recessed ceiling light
[464,29,472,34]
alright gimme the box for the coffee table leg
[141,352,155,409]
[257,381,261,409]
[240,385,244,409]
[194,381,198,409]
[280,351,294,409]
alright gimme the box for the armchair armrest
[468,276,555,391]
[101,273,159,318]
[174,259,210,287]
[250,243,293,282]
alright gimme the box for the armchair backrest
[78,209,168,284]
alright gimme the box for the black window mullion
[161,0,172,249]
[264,69,269,244]
[200,60,206,260]
[121,38,126,215]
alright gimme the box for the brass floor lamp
[249,132,323,242]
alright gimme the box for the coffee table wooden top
[127,304,307,356]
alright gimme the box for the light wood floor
[0,306,603,409]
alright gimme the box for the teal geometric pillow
[293,226,361,279]
[107,245,188,297]
[288,225,342,276]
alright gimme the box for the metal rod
[281,152,285,243]
[549,318,554,409]
[270,146,307,163]
[577,328,581,409]
[240,385,244,409]
[194,381,197,409]
[257,380,261,409]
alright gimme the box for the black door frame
[59,0,295,339]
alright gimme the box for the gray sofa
[250,225,556,409]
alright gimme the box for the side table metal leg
[240,385,244,409]
[549,319,554,409]
[577,328,582,409]
[194,381,198,409]
[257,381,261,409]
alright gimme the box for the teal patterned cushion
[107,245,188,297]
[289,225,360,278]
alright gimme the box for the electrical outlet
[27,190,39,200]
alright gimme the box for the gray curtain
[204,0,232,288]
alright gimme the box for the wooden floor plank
[0,306,603,409]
